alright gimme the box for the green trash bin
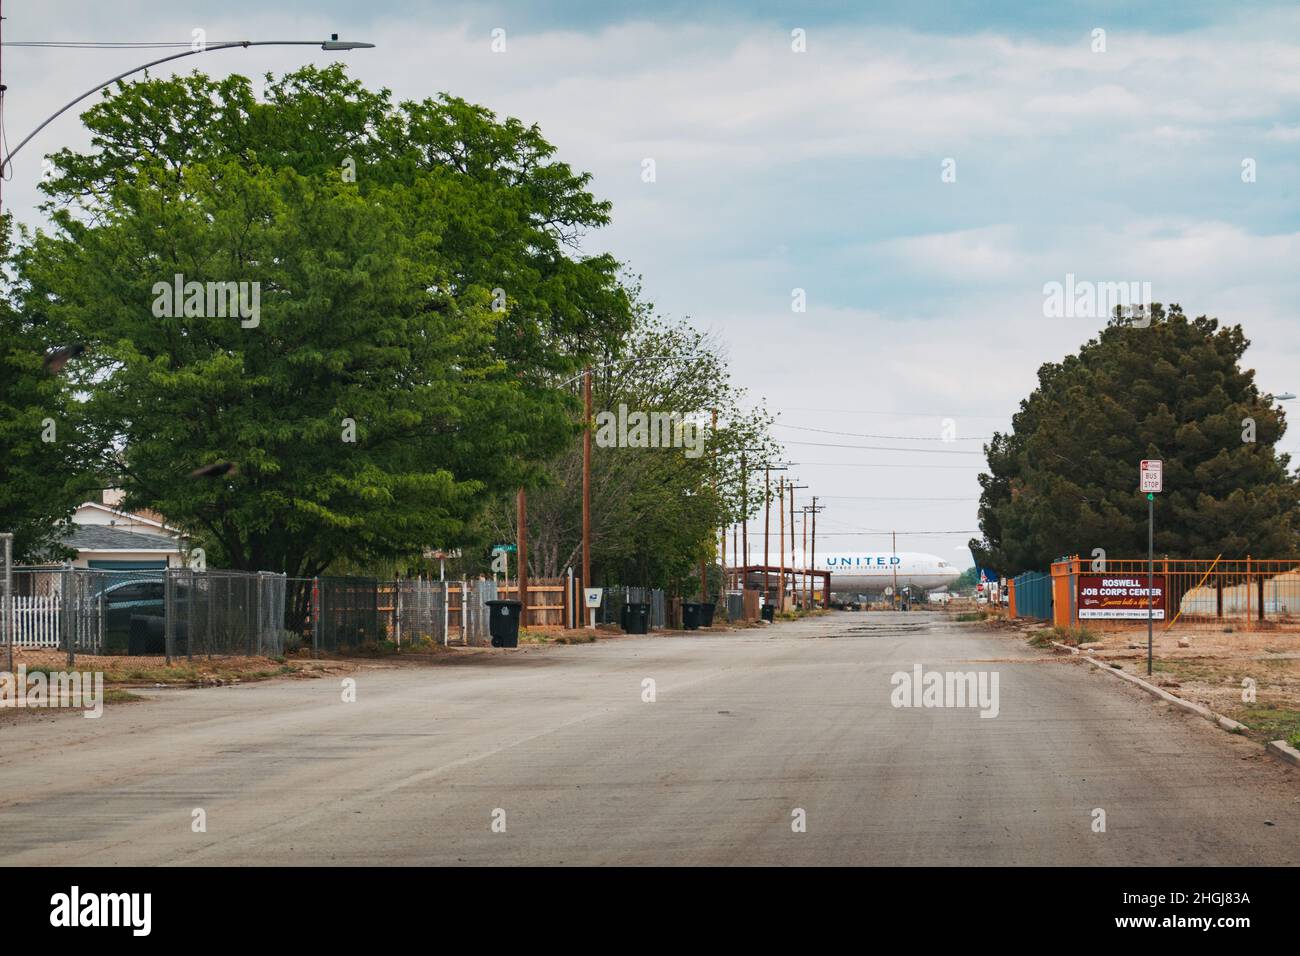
[700,603,716,627]
[761,604,775,622]
[485,600,522,648]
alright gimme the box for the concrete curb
[1048,641,1248,733]
[1266,740,1300,768]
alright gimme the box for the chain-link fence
[1,556,682,662]
[725,590,745,622]
[10,567,108,656]
[463,578,498,646]
[316,576,380,652]
[394,578,449,646]
[5,566,287,660]
[2,534,14,668]
[596,587,667,629]
[165,569,287,658]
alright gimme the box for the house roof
[60,525,182,553]
[74,501,180,535]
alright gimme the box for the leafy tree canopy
[475,283,777,594]
[19,65,633,578]
[0,219,99,561]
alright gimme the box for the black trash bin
[760,604,775,622]
[700,603,716,627]
[681,602,702,630]
[485,600,523,648]
[622,602,650,634]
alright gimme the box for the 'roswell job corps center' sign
[1077,575,1166,620]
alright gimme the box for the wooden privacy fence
[377,577,580,645]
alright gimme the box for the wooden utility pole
[763,464,771,602]
[516,486,528,626]
[732,525,738,589]
[801,507,809,610]
[787,482,807,607]
[810,497,821,608]
[581,366,592,625]
[777,477,785,611]
[740,451,749,591]
[704,408,717,605]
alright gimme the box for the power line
[819,495,978,501]
[781,439,985,455]
[814,530,981,536]
[793,461,982,470]
[774,422,992,442]
[780,406,1010,419]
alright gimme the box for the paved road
[2,612,1298,865]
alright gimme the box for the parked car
[91,577,177,654]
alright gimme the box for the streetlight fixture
[1,35,375,182]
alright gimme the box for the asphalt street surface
[3,612,1297,865]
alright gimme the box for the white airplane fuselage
[763,551,962,597]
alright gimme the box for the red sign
[1077,574,1165,620]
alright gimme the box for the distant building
[54,490,186,570]
[57,524,186,571]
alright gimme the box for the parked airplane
[754,551,962,599]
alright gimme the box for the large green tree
[0,218,99,561]
[20,65,632,579]
[478,287,776,595]
[971,305,1300,574]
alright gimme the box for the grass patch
[104,688,144,703]
[1232,704,1300,745]
[1050,625,1098,646]
[955,611,988,623]
[115,663,296,684]
[1026,630,1054,647]
[552,633,596,645]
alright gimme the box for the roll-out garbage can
[761,604,775,622]
[485,600,523,648]
[682,602,702,630]
[622,602,650,634]
[700,603,716,627]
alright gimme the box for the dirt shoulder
[990,617,1300,748]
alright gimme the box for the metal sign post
[1140,460,1163,675]
[2,533,12,675]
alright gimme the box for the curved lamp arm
[1,37,373,174]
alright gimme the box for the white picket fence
[12,594,64,647]
[11,594,102,650]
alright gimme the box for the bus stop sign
[1139,459,1163,494]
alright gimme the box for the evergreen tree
[971,305,1299,574]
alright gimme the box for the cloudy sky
[5,2,1299,566]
